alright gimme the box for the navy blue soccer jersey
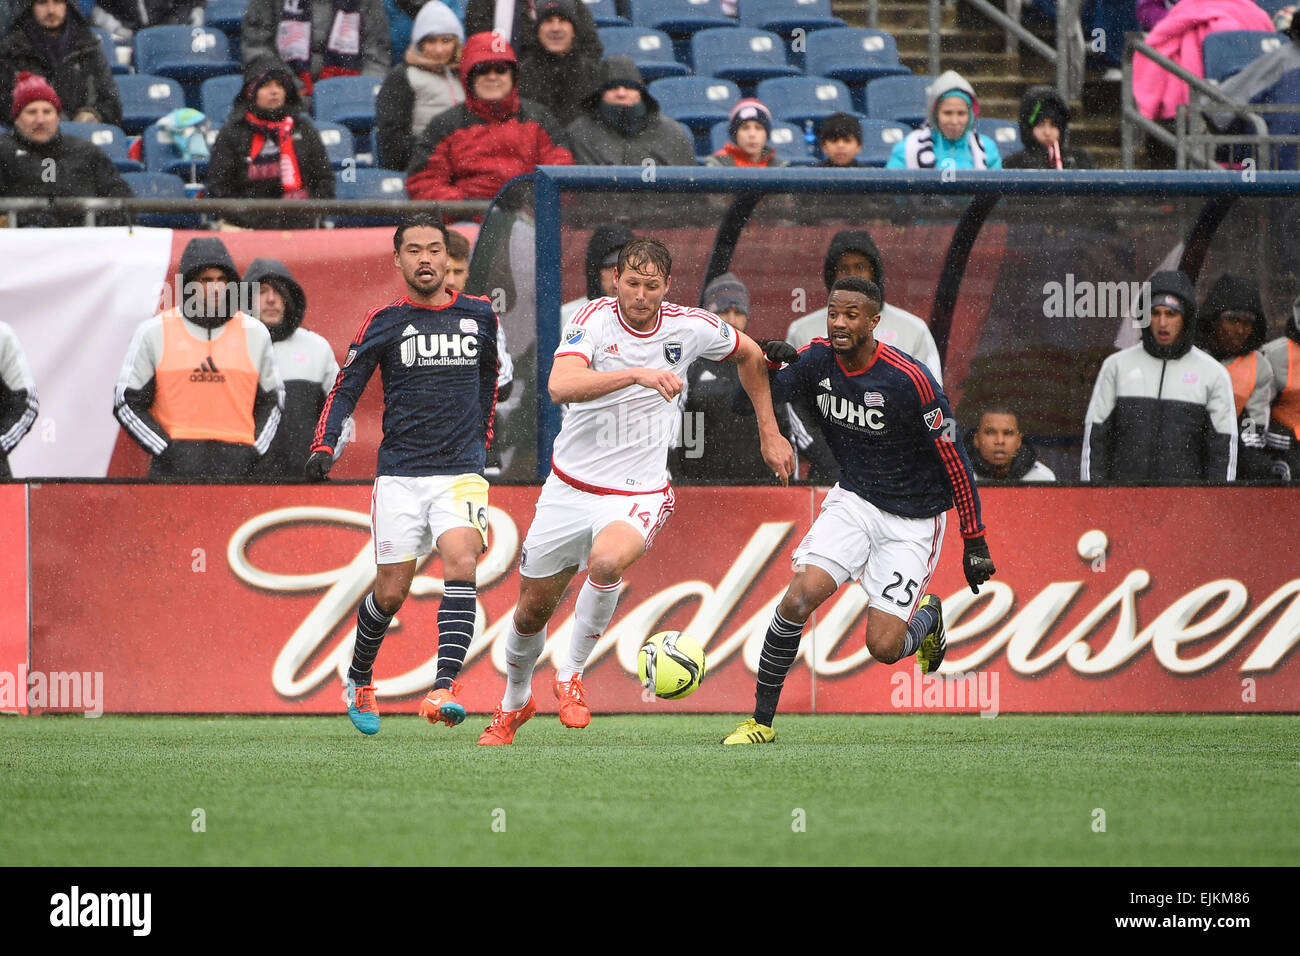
[774,339,984,536]
[312,292,500,477]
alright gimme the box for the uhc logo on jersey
[817,392,885,431]
[399,331,480,367]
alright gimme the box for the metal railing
[0,197,491,228]
[1121,32,1273,170]
[1178,102,1300,172]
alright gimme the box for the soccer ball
[637,631,707,700]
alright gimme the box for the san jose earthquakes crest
[663,340,683,365]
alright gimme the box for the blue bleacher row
[61,0,1292,205]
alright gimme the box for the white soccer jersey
[551,296,740,493]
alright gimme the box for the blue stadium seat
[583,0,629,27]
[975,118,1022,159]
[1251,0,1293,16]
[1202,30,1286,83]
[740,0,847,69]
[91,27,131,75]
[121,171,203,228]
[141,122,212,181]
[855,118,908,166]
[133,26,240,82]
[205,0,249,61]
[334,169,408,226]
[314,121,357,169]
[629,0,734,62]
[597,27,691,80]
[865,74,930,128]
[692,28,800,91]
[60,121,143,172]
[710,118,814,164]
[199,74,245,127]
[648,76,741,154]
[757,75,854,125]
[312,75,385,134]
[116,74,186,134]
[805,28,910,112]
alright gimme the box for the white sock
[502,620,545,711]
[556,577,622,680]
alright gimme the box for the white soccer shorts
[518,473,675,579]
[792,483,946,622]
[370,474,489,565]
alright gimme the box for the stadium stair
[831,0,1123,168]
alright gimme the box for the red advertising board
[24,483,1300,714]
[0,485,28,713]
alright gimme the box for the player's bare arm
[548,354,683,404]
[732,333,795,484]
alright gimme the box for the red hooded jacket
[405,32,573,201]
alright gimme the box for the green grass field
[2,714,1297,866]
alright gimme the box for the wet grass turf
[2,714,1296,866]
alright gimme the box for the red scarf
[244,112,307,198]
[466,88,521,123]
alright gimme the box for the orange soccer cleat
[553,675,591,729]
[477,697,537,746]
[418,681,466,727]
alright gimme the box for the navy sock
[348,592,393,686]
[754,611,804,727]
[901,600,939,659]
[434,580,477,690]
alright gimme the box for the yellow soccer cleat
[721,717,775,746]
[915,594,946,675]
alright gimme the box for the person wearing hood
[517,0,602,127]
[1082,270,1237,483]
[463,0,601,61]
[784,229,941,381]
[965,406,1056,482]
[559,222,632,326]
[1003,85,1095,170]
[240,0,390,98]
[0,71,131,227]
[0,321,38,479]
[114,237,285,480]
[1195,274,1281,479]
[405,32,573,203]
[244,257,347,480]
[565,55,695,166]
[0,0,121,124]
[886,70,1002,170]
[1262,290,1300,481]
[705,97,788,168]
[374,0,464,172]
[206,57,336,230]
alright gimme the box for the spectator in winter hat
[816,111,863,167]
[517,0,602,126]
[705,97,788,168]
[0,0,121,124]
[1004,84,1095,169]
[375,0,465,171]
[0,70,131,226]
[566,55,695,166]
[887,69,1002,170]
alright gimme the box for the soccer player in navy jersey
[306,214,501,736]
[722,275,996,745]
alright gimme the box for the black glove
[304,450,333,481]
[759,339,799,366]
[963,535,996,594]
[1271,458,1292,482]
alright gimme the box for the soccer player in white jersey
[478,237,796,745]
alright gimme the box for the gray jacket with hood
[1082,270,1237,482]
[564,55,696,167]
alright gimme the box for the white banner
[0,227,174,477]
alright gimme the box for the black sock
[349,592,393,686]
[754,611,804,727]
[434,580,476,690]
[900,600,939,659]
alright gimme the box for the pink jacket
[1133,0,1275,120]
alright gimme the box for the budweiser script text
[228,507,1300,700]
